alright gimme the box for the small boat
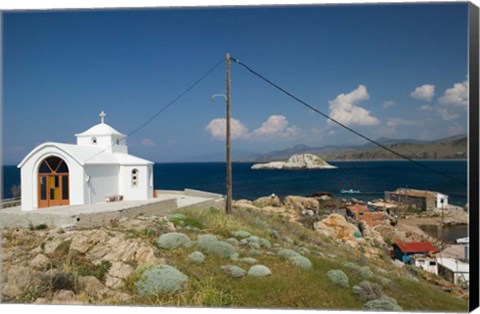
[456,237,469,244]
[340,188,360,194]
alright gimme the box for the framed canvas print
[1,1,479,313]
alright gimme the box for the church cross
[99,111,106,124]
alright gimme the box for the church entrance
[38,156,69,208]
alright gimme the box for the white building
[18,112,154,211]
[437,257,469,287]
[410,255,438,275]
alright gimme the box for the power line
[84,58,224,163]
[231,57,466,185]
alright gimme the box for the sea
[2,160,468,206]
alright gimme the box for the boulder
[105,275,124,289]
[284,196,319,214]
[253,195,281,208]
[86,235,163,266]
[108,261,134,279]
[70,230,109,254]
[234,200,259,211]
[314,214,362,245]
[29,253,51,270]
[2,266,36,298]
[51,289,84,305]
[78,276,114,299]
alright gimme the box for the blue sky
[3,3,469,163]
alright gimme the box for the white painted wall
[119,165,153,200]
[436,193,449,208]
[77,135,127,154]
[412,257,438,275]
[19,147,85,211]
[84,165,120,204]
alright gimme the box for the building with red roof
[393,241,438,263]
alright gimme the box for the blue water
[2,161,468,205]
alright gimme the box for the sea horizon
[2,160,468,206]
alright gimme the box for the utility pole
[225,53,233,214]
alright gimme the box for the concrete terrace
[0,189,225,229]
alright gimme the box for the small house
[392,241,438,263]
[410,254,438,275]
[437,258,469,287]
[385,188,448,211]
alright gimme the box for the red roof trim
[394,242,437,253]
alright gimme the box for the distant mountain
[241,134,467,162]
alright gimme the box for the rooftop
[394,241,438,253]
[436,257,469,273]
[388,188,447,199]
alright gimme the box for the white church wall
[119,165,153,200]
[20,148,85,211]
[84,165,119,204]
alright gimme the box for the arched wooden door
[38,156,70,208]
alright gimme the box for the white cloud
[382,100,395,108]
[439,80,468,107]
[328,85,379,126]
[205,118,249,140]
[437,107,459,121]
[141,138,156,147]
[205,115,302,141]
[419,104,433,111]
[410,84,435,102]
[386,118,421,127]
[252,115,288,137]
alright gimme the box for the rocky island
[251,153,337,170]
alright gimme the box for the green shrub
[135,265,188,297]
[277,248,300,260]
[344,262,360,271]
[34,224,48,230]
[250,249,261,256]
[157,232,192,250]
[248,242,261,250]
[288,255,312,270]
[231,230,251,239]
[77,260,112,282]
[196,235,237,259]
[352,281,383,301]
[298,247,311,255]
[359,266,374,278]
[363,297,402,311]
[258,238,272,249]
[238,257,257,265]
[375,275,393,287]
[188,251,206,264]
[326,270,349,288]
[226,238,239,246]
[247,265,272,277]
[221,265,246,278]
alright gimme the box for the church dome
[75,122,125,137]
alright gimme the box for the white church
[18,112,154,211]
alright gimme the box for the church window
[91,137,97,144]
[132,169,138,187]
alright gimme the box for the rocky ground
[0,195,469,309]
